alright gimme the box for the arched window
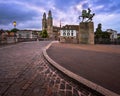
[63,30,66,36]
[71,30,73,36]
[67,30,70,36]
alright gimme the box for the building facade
[106,29,117,41]
[7,32,17,43]
[42,10,94,44]
[0,30,17,44]
[0,29,8,44]
[60,25,79,43]
[16,30,38,41]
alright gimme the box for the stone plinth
[78,22,94,44]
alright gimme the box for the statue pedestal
[78,22,94,44]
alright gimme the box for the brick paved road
[0,41,103,96]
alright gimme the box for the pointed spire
[60,20,61,28]
[48,10,52,18]
[43,12,46,19]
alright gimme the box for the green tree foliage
[102,31,110,39]
[95,23,102,39]
[95,23,110,39]
[11,28,19,33]
[41,30,48,38]
[95,23,111,44]
[117,37,120,40]
[39,31,42,36]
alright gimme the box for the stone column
[78,22,94,44]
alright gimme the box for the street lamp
[12,21,17,43]
[13,21,17,28]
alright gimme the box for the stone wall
[7,36,17,43]
[60,36,78,44]
[78,22,94,44]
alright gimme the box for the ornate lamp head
[13,21,17,28]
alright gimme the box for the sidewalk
[46,42,120,95]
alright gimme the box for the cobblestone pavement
[0,41,103,96]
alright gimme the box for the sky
[0,0,120,32]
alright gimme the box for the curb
[43,41,120,96]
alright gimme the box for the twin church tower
[42,10,94,44]
[42,10,54,39]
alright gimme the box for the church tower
[42,12,47,30]
[47,10,53,38]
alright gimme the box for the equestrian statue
[79,8,95,22]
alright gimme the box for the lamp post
[12,21,17,43]
[13,21,17,28]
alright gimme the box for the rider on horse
[79,8,95,22]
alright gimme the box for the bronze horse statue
[79,8,95,22]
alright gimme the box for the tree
[95,23,102,39]
[11,28,19,33]
[102,31,110,39]
[95,23,110,39]
[117,37,120,40]
[38,31,42,36]
[41,30,48,38]
[95,23,110,44]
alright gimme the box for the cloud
[94,13,120,31]
[0,0,120,33]
[0,0,45,30]
[0,3,38,24]
[52,7,78,26]
[52,0,88,26]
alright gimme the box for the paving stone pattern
[0,41,103,96]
